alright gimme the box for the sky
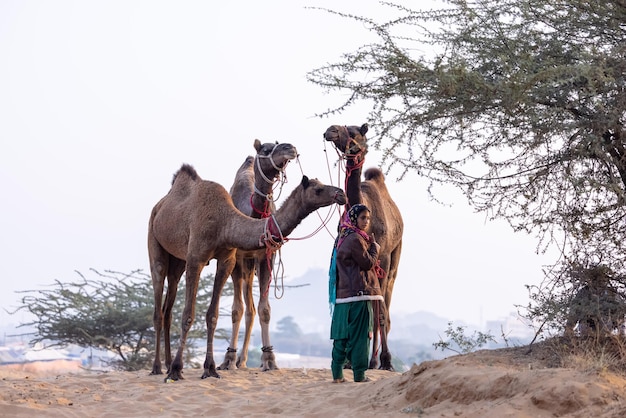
[0,0,554,333]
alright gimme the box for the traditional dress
[329,204,383,382]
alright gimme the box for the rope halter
[255,143,290,185]
[259,214,286,251]
[253,142,290,207]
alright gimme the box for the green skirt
[330,300,373,339]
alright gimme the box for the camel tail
[172,163,200,185]
[364,167,386,184]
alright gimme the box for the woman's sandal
[332,378,346,383]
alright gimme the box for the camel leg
[218,257,248,370]
[369,300,381,370]
[166,260,203,382]
[150,275,165,375]
[163,258,185,372]
[149,236,168,376]
[237,261,256,368]
[369,254,390,370]
[377,301,394,371]
[378,248,401,371]
[257,256,278,371]
[202,255,236,379]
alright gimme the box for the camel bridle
[251,143,292,217]
[259,214,285,251]
[330,126,367,197]
[251,142,293,300]
[255,143,291,185]
[340,125,367,157]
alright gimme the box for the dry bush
[540,335,626,376]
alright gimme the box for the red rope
[259,214,287,298]
[250,192,277,296]
[374,260,386,280]
[343,152,365,199]
[250,194,271,218]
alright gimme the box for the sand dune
[2,345,626,417]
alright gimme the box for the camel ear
[301,175,310,188]
[360,123,369,135]
[254,139,262,152]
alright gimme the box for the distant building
[485,312,535,345]
[0,343,82,373]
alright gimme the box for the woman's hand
[370,233,381,252]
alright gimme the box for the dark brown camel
[149,141,297,378]
[324,123,403,371]
[148,164,346,380]
[219,140,298,371]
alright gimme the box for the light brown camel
[149,141,297,378]
[148,164,346,380]
[219,140,298,371]
[324,123,403,371]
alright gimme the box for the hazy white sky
[0,0,553,332]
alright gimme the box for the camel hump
[172,163,200,185]
[364,167,385,184]
[233,156,254,182]
[240,156,254,169]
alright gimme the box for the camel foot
[261,361,279,371]
[202,358,221,379]
[217,347,238,370]
[379,352,394,371]
[164,370,184,382]
[201,367,221,379]
[343,360,352,370]
[150,365,163,375]
[260,346,279,371]
[368,358,378,370]
[236,356,248,369]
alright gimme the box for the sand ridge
[2,347,626,417]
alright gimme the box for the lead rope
[253,145,290,298]
[259,214,286,300]
[293,152,346,241]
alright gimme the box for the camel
[324,123,404,371]
[219,140,298,371]
[148,163,346,380]
[149,141,297,379]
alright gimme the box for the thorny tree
[307,0,626,334]
[14,269,233,371]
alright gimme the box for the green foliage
[276,316,303,337]
[246,346,263,368]
[14,269,232,371]
[308,0,626,339]
[524,263,626,338]
[433,322,496,355]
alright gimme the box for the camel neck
[345,155,364,207]
[251,164,279,218]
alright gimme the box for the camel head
[323,124,369,157]
[299,175,347,208]
[253,140,298,181]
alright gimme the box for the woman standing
[329,203,383,383]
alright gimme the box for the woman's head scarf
[348,204,369,226]
[336,204,370,248]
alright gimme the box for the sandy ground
[2,344,626,417]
